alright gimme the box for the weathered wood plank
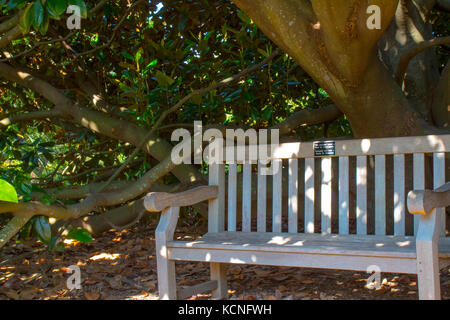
[272,159,282,233]
[210,263,227,299]
[321,157,332,234]
[394,154,405,236]
[413,153,425,235]
[257,161,267,232]
[169,247,418,274]
[227,163,237,232]
[374,155,386,235]
[242,163,252,232]
[433,153,446,236]
[288,158,299,233]
[304,158,315,233]
[223,135,450,160]
[208,163,225,233]
[356,156,367,235]
[178,280,218,300]
[156,207,180,299]
[339,157,349,235]
[145,186,218,212]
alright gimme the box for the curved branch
[396,36,450,84]
[0,11,20,34]
[0,33,74,62]
[0,152,180,221]
[0,109,61,127]
[271,104,342,136]
[0,211,33,249]
[0,26,21,50]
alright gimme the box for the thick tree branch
[431,60,450,128]
[0,62,205,186]
[0,33,74,62]
[0,152,180,221]
[0,12,20,34]
[0,109,61,127]
[0,26,21,50]
[0,211,33,249]
[396,36,450,84]
[271,104,342,136]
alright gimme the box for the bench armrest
[144,185,218,212]
[407,182,450,215]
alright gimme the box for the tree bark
[233,0,443,138]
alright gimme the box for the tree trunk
[233,0,446,138]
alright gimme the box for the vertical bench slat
[374,155,386,235]
[321,157,332,234]
[356,156,367,235]
[208,162,225,233]
[288,159,298,233]
[272,159,283,233]
[433,152,445,236]
[304,158,315,233]
[257,161,267,232]
[393,154,405,236]
[242,163,252,232]
[413,153,425,235]
[227,163,237,232]
[338,157,349,235]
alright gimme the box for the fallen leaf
[19,287,40,299]
[85,291,101,300]
[319,292,334,300]
[274,275,290,281]
[0,289,19,300]
[229,266,241,275]
[278,285,288,292]
[295,292,310,298]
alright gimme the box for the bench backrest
[208,135,450,237]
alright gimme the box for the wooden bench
[145,134,450,300]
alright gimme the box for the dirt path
[0,220,449,300]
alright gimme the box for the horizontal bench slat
[169,232,450,259]
[168,247,419,274]
[222,134,450,161]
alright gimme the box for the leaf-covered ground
[1,218,449,300]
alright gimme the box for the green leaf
[0,179,18,203]
[67,228,92,243]
[7,0,26,10]
[49,236,65,251]
[135,48,143,64]
[46,0,67,16]
[32,0,45,29]
[34,216,52,244]
[68,0,87,19]
[18,3,33,34]
[121,51,134,61]
[154,70,175,88]
[143,59,157,75]
[190,93,202,105]
[237,10,252,25]
[38,11,49,35]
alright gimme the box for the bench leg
[416,240,441,300]
[156,248,177,300]
[210,263,227,299]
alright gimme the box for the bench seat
[168,232,450,274]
